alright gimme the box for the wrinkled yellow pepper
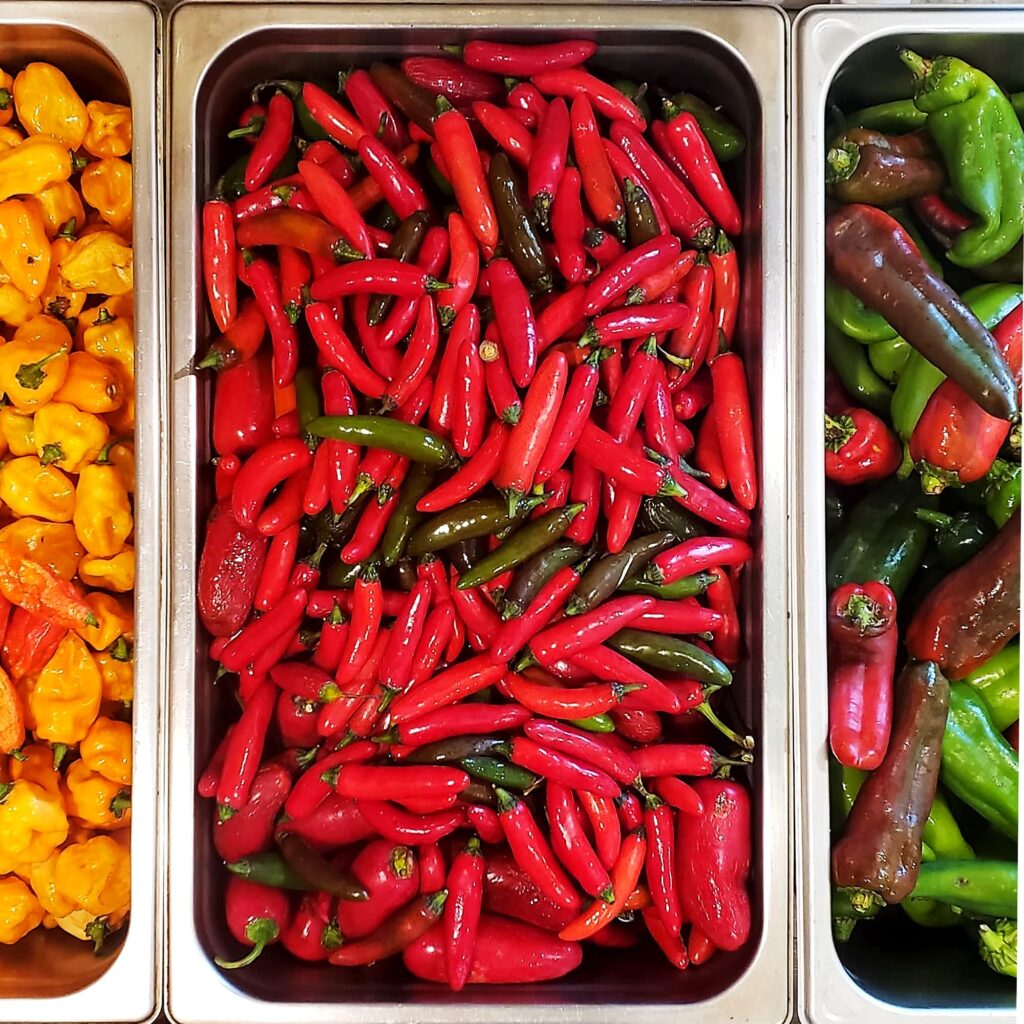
[0,200,51,301]
[0,69,13,128]
[76,592,132,652]
[53,351,122,414]
[62,759,130,830]
[95,647,133,704]
[0,875,44,943]
[54,835,130,922]
[30,182,85,240]
[59,231,132,296]
[0,456,75,522]
[23,634,101,744]
[0,316,71,409]
[28,851,74,920]
[34,401,109,473]
[0,407,35,456]
[74,459,132,557]
[0,520,84,580]
[0,127,23,151]
[104,365,135,436]
[80,158,131,234]
[0,135,72,202]
[0,779,68,863]
[39,236,87,326]
[0,283,39,326]
[108,441,135,493]
[8,743,63,798]
[13,64,88,150]
[79,716,131,786]
[78,548,133,593]
[83,101,131,160]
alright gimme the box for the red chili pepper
[378,704,530,749]
[491,566,578,663]
[480,328,522,427]
[465,803,503,844]
[507,82,549,128]
[357,802,464,846]
[244,92,294,192]
[417,843,446,894]
[709,230,740,346]
[213,761,291,863]
[297,159,372,257]
[618,790,646,833]
[668,460,750,536]
[642,907,689,969]
[532,595,653,664]
[229,102,266,145]
[389,655,505,724]
[304,140,355,186]
[694,404,728,489]
[216,877,290,970]
[418,422,507,514]
[582,223,625,267]
[203,199,238,332]
[612,121,713,246]
[633,743,746,779]
[377,580,431,700]
[827,581,898,771]
[582,236,681,317]
[434,99,498,249]
[550,166,588,284]
[281,890,343,962]
[426,300,472,435]
[626,250,696,306]
[527,97,570,225]
[537,285,587,351]
[401,56,502,103]
[481,850,576,932]
[471,100,535,168]
[440,836,484,991]
[342,68,408,151]
[449,576,502,650]
[434,212,479,329]
[911,192,974,238]
[282,792,374,850]
[339,766,469,808]
[357,133,430,220]
[256,465,311,536]
[534,68,645,130]
[349,448,401,505]
[677,778,751,951]
[649,536,751,585]
[567,645,680,714]
[566,456,600,544]
[408,601,456,687]
[501,673,635,720]
[302,81,367,151]
[231,438,313,529]
[652,776,704,817]
[197,298,267,372]
[576,421,671,497]
[533,350,601,484]
[276,246,309,325]
[304,301,387,398]
[219,587,307,672]
[610,707,662,746]
[461,39,597,76]
[510,736,620,798]
[488,258,540,388]
[826,406,902,485]
[333,567,382,689]
[330,890,448,966]
[348,142,421,213]
[380,228,450,348]
[212,351,275,457]
[215,682,278,810]
[246,258,299,387]
[545,782,613,901]
[641,362,679,464]
[453,325,487,459]
[312,604,348,673]
[268,662,338,706]
[608,338,660,443]
[709,350,757,511]
[525,721,640,786]
[311,259,447,302]
[644,795,681,936]
[381,297,439,412]
[231,178,299,222]
[570,94,623,232]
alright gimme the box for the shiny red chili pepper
[550,166,587,284]
[506,81,548,128]
[408,601,456,687]
[694,405,728,489]
[197,298,266,372]
[302,81,367,151]
[566,455,600,544]
[338,765,469,806]
[382,706,527,753]
[318,628,389,739]
[231,178,299,222]
[527,97,570,224]
[471,100,534,168]
[418,422,507,514]
[582,236,682,317]
[709,350,758,510]
[510,737,619,798]
[530,352,599,484]
[576,421,671,497]
[357,801,464,846]
[479,329,521,427]
[827,581,898,771]
[488,258,540,388]
[461,39,596,76]
[229,102,266,144]
[633,743,745,779]
[582,223,624,267]
[616,790,645,833]
[214,760,291,863]
[532,595,652,664]
[709,230,740,345]
[219,587,307,672]
[357,133,430,220]
[910,192,974,237]
[311,259,447,302]
[380,227,449,347]
[256,465,311,536]
[465,803,503,844]
[385,298,439,412]
[283,792,374,849]
[297,159,372,257]
[826,406,902,485]
[203,199,238,332]
[313,603,348,673]
[413,843,444,895]
[635,599,724,637]
[276,246,309,325]
[570,94,623,232]
[524,720,640,786]
[401,56,502,103]
[350,448,400,505]
[649,536,752,584]
[231,438,313,530]
[342,68,407,151]
[340,479,402,563]
[304,140,355,186]
[570,645,680,715]
[216,877,290,970]
[668,460,750,535]
[253,524,298,613]
[545,782,613,900]
[332,568,381,690]
[626,250,696,306]
[537,285,587,351]
[441,837,484,991]
[434,99,498,249]
[600,344,624,399]
[501,673,634,720]
[214,455,241,501]
[246,258,299,387]
[244,92,294,192]
[434,212,478,328]
[305,300,387,398]
[453,323,487,459]
[389,655,505,724]
[641,362,679,464]
[652,776,704,817]
[534,68,646,130]
[283,742,375,821]
[644,795,681,935]
[491,566,579,663]
[330,890,448,966]
[212,351,275,457]
[607,336,660,442]
[449,576,501,649]
[377,580,431,700]
[281,890,343,962]
[215,682,277,810]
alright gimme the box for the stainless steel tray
[167,5,789,1022]
[0,2,163,1022]
[792,6,1021,1023]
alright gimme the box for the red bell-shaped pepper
[825,407,901,485]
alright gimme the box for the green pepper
[825,277,898,343]
[409,499,520,556]
[612,80,651,125]
[637,497,704,541]
[957,645,1019,733]
[1013,92,1024,123]
[825,323,892,417]
[214,152,251,202]
[459,755,540,791]
[369,211,430,325]
[621,570,718,600]
[977,919,1017,978]
[456,504,584,590]
[489,151,552,291]
[829,758,866,830]
[307,415,456,468]
[608,628,732,688]
[381,463,435,566]
[900,896,961,929]
[253,79,329,142]
[914,508,995,568]
[831,885,881,943]
[226,852,314,891]
[568,531,676,616]
[846,97,927,134]
[293,367,321,440]
[664,94,745,162]
[623,179,660,247]
[321,552,369,589]
[571,714,615,734]
[500,540,583,620]
[924,787,976,861]
[826,477,936,599]
[825,483,846,538]
[941,682,1018,840]
[868,337,911,383]
[985,459,1021,529]
[902,50,1024,268]
[906,859,1017,918]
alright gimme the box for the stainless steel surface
[793,7,1020,1023]
[0,2,163,1022]
[167,5,788,1023]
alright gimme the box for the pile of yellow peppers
[0,61,134,951]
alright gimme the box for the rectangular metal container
[0,2,163,1022]
[167,5,789,1022]
[793,6,1021,1023]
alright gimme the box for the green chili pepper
[637,497,704,541]
[826,477,936,599]
[907,859,1018,918]
[459,755,540,791]
[306,416,457,468]
[957,645,1019,733]
[608,628,732,688]
[293,367,321,440]
[369,211,430,325]
[409,497,527,556]
[226,852,313,891]
[623,178,660,247]
[612,80,651,124]
[664,94,745,162]
[571,714,615,734]
[829,758,866,830]
[846,97,927,134]
[868,336,911,383]
[902,50,1024,269]
[381,464,435,566]
[914,508,995,568]
[900,895,961,929]
[620,570,718,600]
[924,788,976,862]
[984,459,1021,529]
[489,152,552,291]
[277,833,368,901]
[825,323,892,417]
[456,504,584,590]
[977,919,1017,978]
[321,552,370,589]
[214,152,251,202]
[568,532,676,616]
[941,682,1018,840]
[500,540,583,620]
[825,277,898,343]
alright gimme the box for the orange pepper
[0,545,95,629]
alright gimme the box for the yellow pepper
[0,127,23,151]
[76,293,133,349]
[77,304,133,374]
[62,759,130,831]
[83,101,132,160]
[73,459,132,558]
[108,441,135,493]
[0,69,13,128]
[23,634,101,744]
[54,835,130,923]
[8,743,63,798]
[0,875,44,943]
[0,135,72,201]
[0,456,75,522]
[80,158,131,234]
[79,716,131,786]
[0,200,51,301]
[95,648,132,704]
[0,407,35,456]
[13,64,88,150]
[59,231,132,296]
[76,592,132,652]
[30,182,85,239]
[104,365,135,436]
[79,548,133,593]
[0,316,71,410]
[39,236,86,326]
[0,779,68,863]
[34,401,109,473]
[0,519,84,580]
[28,852,74,920]
[0,283,39,326]
[52,351,122,414]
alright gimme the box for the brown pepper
[826,128,945,206]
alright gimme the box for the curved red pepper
[202,199,238,332]
[434,101,498,250]
[214,761,291,863]
[337,839,420,939]
[198,502,267,637]
[545,782,613,900]
[550,165,588,284]
[650,536,752,585]
[305,300,387,398]
[245,92,294,192]
[358,134,430,219]
[826,407,902,486]
[357,801,464,846]
[652,776,704,817]
[297,159,372,257]
[570,94,623,232]
[212,352,275,459]
[441,837,484,991]
[215,682,278,810]
[343,69,407,151]
[280,891,342,962]
[216,877,289,970]
[302,81,367,151]
[472,101,534,168]
[419,422,506,514]
[388,655,505,724]
[246,258,298,388]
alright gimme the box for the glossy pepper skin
[827,582,898,771]
[824,408,901,485]
[958,644,1019,733]
[902,50,1024,268]
[832,661,949,906]
[907,511,1020,679]
[825,204,1017,421]
[825,128,944,205]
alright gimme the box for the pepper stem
[914,508,953,531]
[825,142,861,184]
[215,918,279,970]
[15,348,65,391]
[697,701,755,751]
[824,413,856,452]
[916,459,956,495]
[840,592,886,634]
[898,48,931,82]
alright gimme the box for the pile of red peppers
[196,39,758,984]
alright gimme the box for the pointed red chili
[570,94,623,233]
